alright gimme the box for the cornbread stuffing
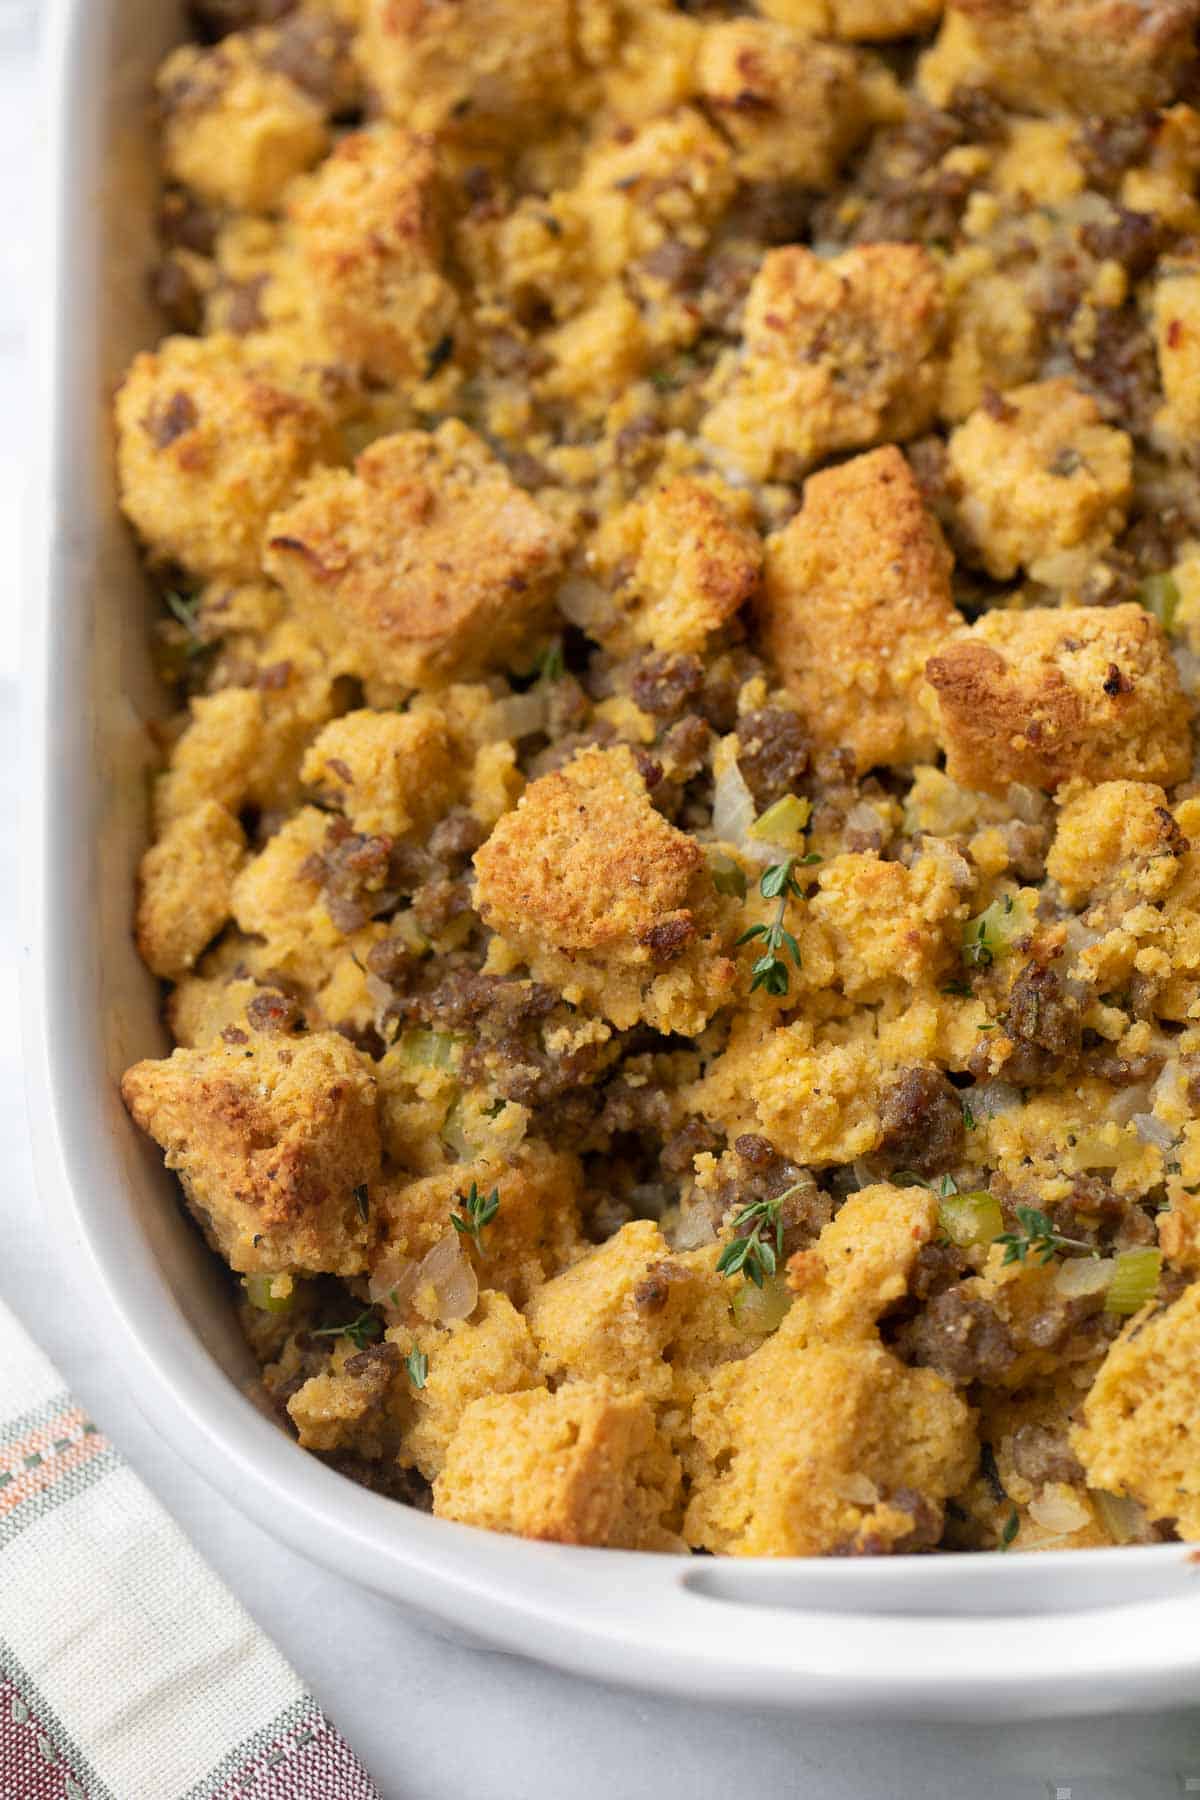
[121,0,1200,1557]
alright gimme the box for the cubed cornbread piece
[524,1219,734,1404]
[785,1184,940,1338]
[690,1018,897,1168]
[121,1028,379,1275]
[694,21,867,187]
[571,108,736,285]
[264,423,568,688]
[433,1380,683,1550]
[1046,781,1184,907]
[920,1,1200,119]
[586,479,761,658]
[946,380,1132,589]
[397,1291,543,1478]
[154,655,338,831]
[1073,1280,1200,1538]
[473,745,736,1034]
[760,447,959,771]
[157,31,331,213]
[755,0,943,37]
[230,806,359,990]
[685,1333,975,1555]
[701,244,946,481]
[357,0,582,139]
[290,127,459,385]
[371,1142,586,1311]
[287,1339,402,1457]
[924,604,1192,794]
[301,708,462,838]
[807,851,964,998]
[116,334,339,582]
[1152,258,1200,449]
[136,801,246,980]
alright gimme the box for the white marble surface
[7,3,1200,1793]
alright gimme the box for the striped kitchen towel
[0,1297,383,1800]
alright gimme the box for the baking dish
[23,0,1200,1719]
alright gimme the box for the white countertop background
[6,2,1200,1792]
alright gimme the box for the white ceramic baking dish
[24,0,1200,1721]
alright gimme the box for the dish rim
[23,0,1200,1721]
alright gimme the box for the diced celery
[938,1190,1003,1249]
[399,1028,460,1069]
[243,1273,294,1314]
[748,793,812,850]
[710,853,747,899]
[961,892,1033,970]
[1137,573,1180,635]
[1092,1488,1143,1544]
[441,1093,477,1160]
[1104,1246,1161,1316]
[732,1272,792,1334]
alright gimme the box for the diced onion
[420,1231,479,1322]
[441,1095,477,1159]
[1053,1256,1113,1299]
[1132,1112,1176,1153]
[712,759,769,860]
[1092,1488,1146,1544]
[1104,1246,1161,1316]
[557,574,609,630]
[673,1202,720,1250]
[1028,1488,1091,1534]
[971,1080,1022,1120]
[369,1236,478,1323]
[482,691,549,742]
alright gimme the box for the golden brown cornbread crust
[118,0,1200,1557]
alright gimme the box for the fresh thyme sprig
[451,1180,501,1251]
[716,1181,810,1288]
[313,1308,382,1351]
[994,1205,1097,1267]
[716,1198,782,1287]
[736,857,818,997]
[405,1348,429,1390]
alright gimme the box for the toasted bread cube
[920,0,1200,119]
[433,1380,682,1549]
[685,1332,974,1555]
[301,708,462,838]
[1046,780,1183,906]
[701,244,946,481]
[397,1292,543,1478]
[473,745,736,1034]
[924,604,1192,794]
[286,1339,404,1458]
[1152,258,1200,449]
[785,1184,941,1338]
[121,1028,379,1275]
[290,127,459,385]
[358,0,580,139]
[158,32,330,213]
[572,107,736,286]
[136,801,246,980]
[756,0,943,37]
[947,380,1132,589]
[116,334,339,582]
[587,478,761,658]
[371,1142,586,1311]
[1073,1280,1200,1539]
[761,447,959,771]
[264,424,568,689]
[695,20,867,187]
